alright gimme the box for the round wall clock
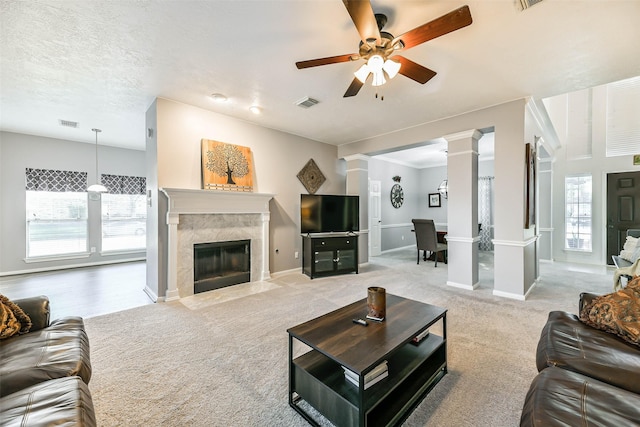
[390,184,404,208]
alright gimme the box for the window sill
[563,248,593,253]
[24,252,91,263]
[100,249,146,257]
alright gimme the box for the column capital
[443,129,483,143]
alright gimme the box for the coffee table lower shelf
[290,335,446,427]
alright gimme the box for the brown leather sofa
[0,296,96,426]
[520,293,640,426]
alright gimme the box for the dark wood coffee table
[287,294,447,427]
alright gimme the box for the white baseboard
[447,281,479,291]
[0,258,146,277]
[143,286,159,303]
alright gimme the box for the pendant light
[88,128,108,193]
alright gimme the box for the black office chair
[412,219,447,267]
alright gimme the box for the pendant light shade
[88,128,108,193]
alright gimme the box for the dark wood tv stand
[302,234,358,279]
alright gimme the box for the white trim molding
[447,280,479,291]
[492,236,538,247]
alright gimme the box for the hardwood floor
[0,261,152,320]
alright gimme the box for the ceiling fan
[296,1,472,98]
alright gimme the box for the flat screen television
[300,194,359,234]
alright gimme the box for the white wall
[0,131,146,275]
[146,98,345,297]
[546,87,640,265]
[368,158,421,252]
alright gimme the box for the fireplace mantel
[161,188,273,216]
[160,188,274,300]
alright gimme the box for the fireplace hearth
[194,240,250,294]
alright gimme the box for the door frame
[603,170,640,265]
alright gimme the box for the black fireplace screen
[193,239,250,294]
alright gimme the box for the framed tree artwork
[201,139,254,191]
[428,193,441,207]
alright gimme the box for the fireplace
[160,188,273,300]
[193,240,250,294]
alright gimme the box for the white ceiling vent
[295,97,319,108]
[516,0,543,11]
[59,119,79,128]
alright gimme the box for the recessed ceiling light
[210,93,228,103]
[249,105,261,115]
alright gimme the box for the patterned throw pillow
[620,236,640,262]
[0,294,32,339]
[580,278,640,347]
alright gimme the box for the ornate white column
[165,212,181,301]
[260,212,271,280]
[444,129,482,290]
[344,154,370,264]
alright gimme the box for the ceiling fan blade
[296,54,358,69]
[393,5,472,50]
[342,0,381,45]
[344,77,364,97]
[394,56,437,84]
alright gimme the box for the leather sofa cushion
[14,296,50,332]
[536,310,640,394]
[0,376,96,427]
[520,366,640,426]
[0,317,91,397]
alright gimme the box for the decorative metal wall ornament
[201,139,254,191]
[297,159,326,194]
[392,175,401,183]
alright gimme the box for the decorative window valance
[101,174,146,195]
[25,168,87,192]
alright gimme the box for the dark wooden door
[607,171,640,264]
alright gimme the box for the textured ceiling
[1,0,639,152]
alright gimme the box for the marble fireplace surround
[160,188,273,300]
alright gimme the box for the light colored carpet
[84,249,613,426]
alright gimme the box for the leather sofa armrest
[14,296,50,331]
[579,292,600,313]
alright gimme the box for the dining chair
[411,219,447,267]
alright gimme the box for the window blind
[606,76,640,157]
[25,168,87,192]
[101,174,146,195]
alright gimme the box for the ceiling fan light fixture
[371,71,386,87]
[367,55,384,72]
[383,59,401,79]
[354,63,370,83]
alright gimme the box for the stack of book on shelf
[342,360,388,389]
[411,329,430,345]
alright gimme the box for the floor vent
[59,119,79,128]
[295,97,319,108]
[516,0,543,11]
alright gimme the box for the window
[565,174,592,251]
[101,174,147,252]
[25,168,88,258]
[606,76,640,157]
